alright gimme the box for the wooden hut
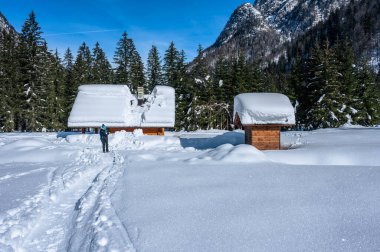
[68,85,175,135]
[234,93,295,150]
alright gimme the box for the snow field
[112,128,380,251]
[0,128,380,251]
[188,143,269,163]
[0,133,137,251]
[64,151,134,252]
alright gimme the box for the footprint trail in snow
[0,147,135,252]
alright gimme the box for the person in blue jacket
[99,124,109,153]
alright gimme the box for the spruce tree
[146,45,163,92]
[304,41,345,129]
[92,42,112,83]
[335,38,358,123]
[210,56,232,130]
[0,29,19,131]
[290,56,308,128]
[188,45,212,130]
[50,50,66,130]
[355,61,380,125]
[163,42,179,87]
[73,42,92,86]
[129,48,145,93]
[113,32,132,85]
[63,48,76,119]
[19,11,46,131]
[38,42,56,130]
[232,53,249,94]
[174,50,189,130]
[247,61,265,93]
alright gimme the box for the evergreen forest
[0,5,379,132]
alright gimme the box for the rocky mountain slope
[204,3,282,65]
[203,0,351,66]
[255,0,349,38]
[0,12,16,34]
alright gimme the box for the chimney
[137,86,144,106]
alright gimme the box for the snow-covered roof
[234,93,295,125]
[68,85,175,128]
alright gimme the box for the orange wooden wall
[108,127,165,136]
[245,126,281,150]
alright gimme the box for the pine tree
[113,32,132,84]
[50,50,66,130]
[335,38,358,123]
[187,45,213,130]
[38,42,57,130]
[113,32,143,92]
[210,56,232,130]
[290,56,308,128]
[0,29,19,131]
[232,53,249,94]
[163,42,179,87]
[92,42,112,83]
[129,49,145,93]
[19,11,46,131]
[146,45,163,92]
[355,60,380,125]
[304,41,345,129]
[174,50,189,130]
[63,48,76,119]
[73,42,92,86]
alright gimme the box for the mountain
[203,0,352,66]
[203,3,282,65]
[0,12,16,34]
[255,0,349,39]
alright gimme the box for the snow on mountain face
[204,0,351,65]
[0,12,16,34]
[255,0,350,39]
[213,3,270,46]
[204,3,282,65]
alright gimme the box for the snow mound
[234,93,295,125]
[192,144,268,163]
[0,138,77,164]
[1,138,49,151]
[268,128,380,166]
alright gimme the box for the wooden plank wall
[108,127,165,136]
[245,126,281,150]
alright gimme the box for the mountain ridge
[203,0,354,66]
[0,12,16,34]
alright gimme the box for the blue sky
[1,0,252,63]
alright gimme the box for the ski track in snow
[0,146,135,252]
[0,167,50,183]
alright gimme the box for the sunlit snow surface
[0,127,380,251]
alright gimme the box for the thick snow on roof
[234,93,295,125]
[142,86,175,127]
[68,84,175,128]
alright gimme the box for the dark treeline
[273,0,380,128]
[0,10,380,132]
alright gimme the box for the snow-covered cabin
[234,93,295,150]
[68,85,175,135]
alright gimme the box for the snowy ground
[0,128,380,251]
